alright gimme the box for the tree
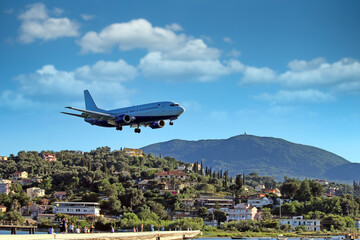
[198,207,208,219]
[235,174,243,190]
[295,180,312,202]
[214,210,227,226]
[5,210,25,223]
[280,181,299,199]
[41,176,52,192]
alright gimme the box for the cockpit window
[170,103,180,107]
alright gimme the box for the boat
[231,237,247,239]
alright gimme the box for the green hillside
[141,134,350,181]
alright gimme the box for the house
[225,203,258,222]
[11,171,28,180]
[138,180,149,191]
[255,185,266,191]
[247,196,273,208]
[263,188,281,196]
[42,153,57,162]
[197,196,234,209]
[123,148,143,157]
[154,170,188,180]
[53,202,100,217]
[177,165,186,170]
[0,156,7,161]
[0,205,7,213]
[54,191,67,200]
[20,178,34,186]
[26,187,45,198]
[21,204,52,218]
[315,179,329,185]
[0,179,12,195]
[279,216,321,231]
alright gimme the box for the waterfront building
[54,191,67,200]
[279,216,321,231]
[225,203,258,221]
[26,187,45,198]
[53,202,100,217]
[0,179,12,194]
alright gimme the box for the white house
[225,203,258,222]
[279,216,321,231]
[26,187,45,198]
[247,196,273,208]
[53,202,100,217]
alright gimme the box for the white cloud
[18,3,79,43]
[4,59,137,109]
[139,52,233,82]
[74,59,138,82]
[279,58,360,89]
[227,49,241,58]
[223,37,233,43]
[165,23,183,31]
[4,8,14,14]
[241,66,277,84]
[78,19,187,53]
[240,58,360,91]
[0,90,40,110]
[81,14,94,21]
[254,89,335,104]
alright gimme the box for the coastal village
[0,148,359,235]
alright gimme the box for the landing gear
[116,125,123,131]
[134,128,141,133]
[169,121,174,126]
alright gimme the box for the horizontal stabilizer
[61,112,84,118]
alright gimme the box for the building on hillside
[177,165,186,170]
[21,204,51,218]
[42,153,57,162]
[53,202,100,217]
[315,179,329,185]
[247,196,273,208]
[355,220,360,229]
[138,180,149,191]
[279,216,321,231]
[255,185,266,191]
[198,197,234,209]
[0,156,7,161]
[54,191,67,200]
[0,205,7,213]
[0,179,12,195]
[26,187,45,198]
[225,203,258,221]
[154,170,188,180]
[11,171,28,180]
[263,188,281,196]
[123,148,143,157]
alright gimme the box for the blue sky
[1,0,359,163]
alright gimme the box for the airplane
[61,90,185,133]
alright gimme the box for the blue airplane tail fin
[84,90,102,111]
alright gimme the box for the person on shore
[133,227,136,232]
[90,224,95,233]
[69,223,74,233]
[75,227,81,234]
[141,224,143,232]
[48,227,54,234]
[111,226,115,233]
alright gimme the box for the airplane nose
[179,106,185,114]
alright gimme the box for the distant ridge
[141,134,350,181]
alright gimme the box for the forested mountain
[141,134,351,181]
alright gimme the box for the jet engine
[115,114,131,124]
[150,120,165,129]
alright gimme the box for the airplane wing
[63,107,115,121]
